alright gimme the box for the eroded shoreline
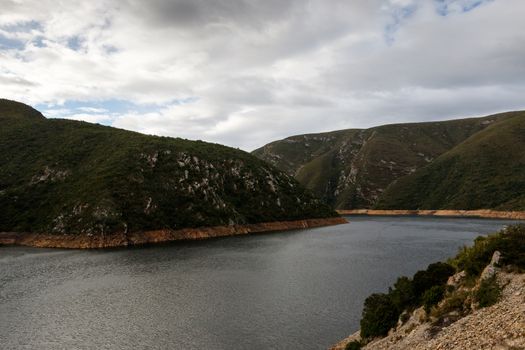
[0,216,348,249]
[337,209,525,220]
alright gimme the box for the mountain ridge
[253,111,524,210]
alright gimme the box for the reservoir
[0,216,519,349]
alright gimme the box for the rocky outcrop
[0,217,348,249]
[480,251,502,281]
[337,209,525,220]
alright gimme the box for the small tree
[360,293,399,339]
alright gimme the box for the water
[0,216,519,350]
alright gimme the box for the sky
[1,0,524,150]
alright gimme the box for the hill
[253,112,523,210]
[376,113,525,210]
[0,99,340,246]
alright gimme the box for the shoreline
[337,209,525,220]
[0,216,348,249]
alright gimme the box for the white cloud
[0,0,524,150]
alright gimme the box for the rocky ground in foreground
[332,272,525,350]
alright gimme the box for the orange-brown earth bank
[337,209,525,220]
[0,217,348,249]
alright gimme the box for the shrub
[475,276,501,307]
[389,276,415,311]
[345,340,361,350]
[412,262,455,300]
[431,290,470,319]
[422,285,445,313]
[453,225,525,277]
[360,293,399,339]
[454,236,498,277]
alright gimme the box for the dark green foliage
[360,293,399,339]
[253,111,524,210]
[345,340,361,350]
[453,225,525,277]
[0,99,337,235]
[422,285,445,313]
[412,262,455,300]
[389,276,415,311]
[359,263,454,339]
[475,276,501,307]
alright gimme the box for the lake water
[0,216,520,350]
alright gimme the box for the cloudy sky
[1,0,524,150]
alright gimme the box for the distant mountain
[0,99,337,237]
[253,112,524,210]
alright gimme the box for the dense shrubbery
[412,262,455,300]
[360,293,399,339]
[360,262,455,339]
[453,224,525,276]
[358,225,525,342]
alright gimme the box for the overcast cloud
[1,0,524,150]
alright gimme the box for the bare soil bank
[337,209,525,220]
[0,217,348,249]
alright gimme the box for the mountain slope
[376,113,525,210]
[253,113,514,209]
[0,99,337,237]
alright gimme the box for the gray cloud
[0,0,524,150]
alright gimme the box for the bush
[431,290,470,319]
[389,276,415,311]
[453,225,525,277]
[475,276,501,307]
[422,285,445,313]
[412,262,455,300]
[345,340,361,350]
[360,293,399,339]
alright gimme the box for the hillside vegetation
[253,112,524,210]
[376,114,525,210]
[0,99,336,236]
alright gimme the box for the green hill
[253,112,517,209]
[376,113,525,210]
[0,99,336,236]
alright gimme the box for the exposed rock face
[447,271,467,288]
[331,273,525,350]
[480,251,501,281]
[0,217,348,249]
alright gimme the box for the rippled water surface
[0,216,519,349]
